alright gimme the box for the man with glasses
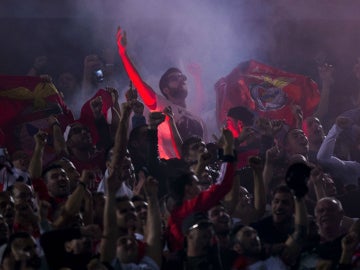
[117,27,206,159]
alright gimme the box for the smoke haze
[1,0,360,132]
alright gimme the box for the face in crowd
[208,204,231,234]
[67,123,93,151]
[271,190,294,224]
[163,71,188,101]
[284,128,309,157]
[233,226,262,256]
[303,117,325,145]
[44,167,70,198]
[115,197,137,234]
[315,197,344,240]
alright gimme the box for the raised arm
[143,176,162,267]
[281,165,309,266]
[48,115,67,156]
[163,106,183,157]
[28,130,48,179]
[317,117,360,176]
[116,27,157,109]
[281,194,308,266]
[100,100,133,263]
[52,170,93,228]
[314,63,334,120]
[184,128,236,212]
[248,156,266,221]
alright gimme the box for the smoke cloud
[1,0,360,132]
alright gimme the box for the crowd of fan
[2,28,360,270]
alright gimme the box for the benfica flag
[215,60,321,128]
[0,75,74,164]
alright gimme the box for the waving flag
[0,75,74,164]
[215,60,321,128]
[79,88,114,145]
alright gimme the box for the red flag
[215,60,321,128]
[79,89,114,145]
[0,75,74,164]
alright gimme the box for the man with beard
[116,27,206,159]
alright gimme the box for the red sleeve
[117,50,157,110]
[167,162,235,251]
[180,162,235,214]
[32,177,50,201]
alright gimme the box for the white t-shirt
[97,169,133,198]
[154,95,207,159]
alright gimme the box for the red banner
[215,60,321,128]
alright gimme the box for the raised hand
[34,130,48,149]
[143,176,159,199]
[106,87,119,105]
[163,106,174,120]
[120,100,133,121]
[79,170,96,191]
[116,26,127,54]
[131,100,145,116]
[149,111,166,129]
[125,86,138,101]
[265,144,280,163]
[221,128,235,149]
[90,96,103,119]
[248,156,263,174]
[291,104,303,127]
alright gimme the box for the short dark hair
[271,184,292,198]
[181,135,203,158]
[159,67,182,97]
[227,106,255,126]
[41,164,63,179]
